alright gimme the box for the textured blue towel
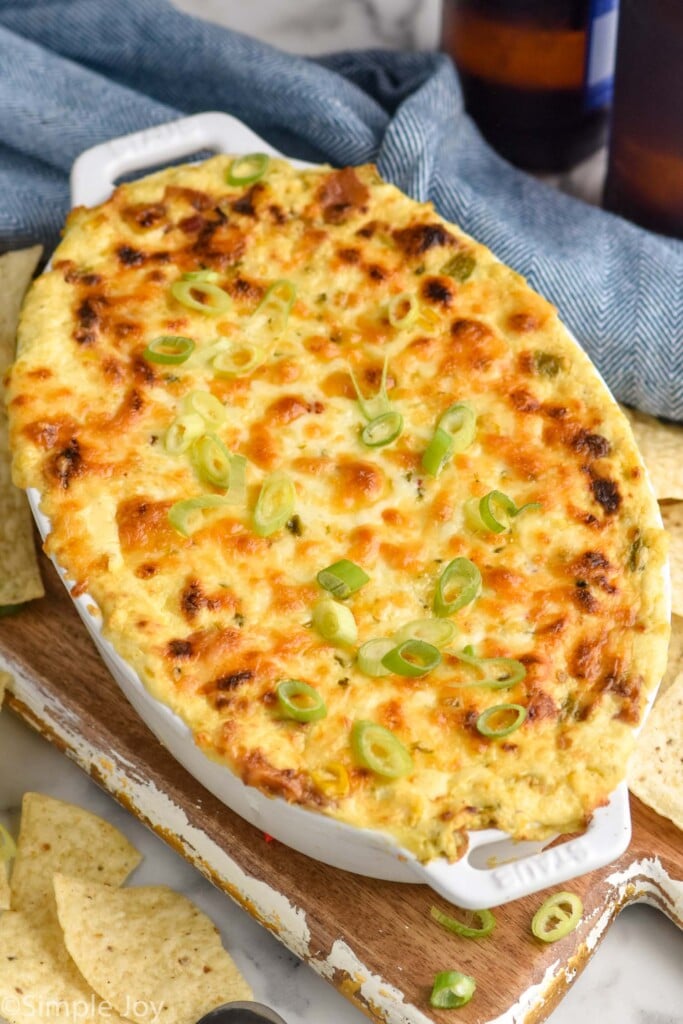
[0,0,681,419]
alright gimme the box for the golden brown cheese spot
[318,168,369,224]
[334,459,385,509]
[23,416,77,451]
[569,635,608,681]
[74,294,108,346]
[569,550,617,593]
[509,388,541,413]
[121,201,167,231]
[393,223,455,259]
[336,247,361,265]
[227,276,264,304]
[267,394,324,425]
[442,318,504,374]
[231,183,266,217]
[508,312,542,333]
[270,576,318,614]
[164,184,213,211]
[116,497,178,554]
[480,433,544,480]
[241,751,323,806]
[245,423,278,471]
[525,689,558,722]
[380,542,422,573]
[348,525,381,564]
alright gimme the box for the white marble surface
[1,3,681,1024]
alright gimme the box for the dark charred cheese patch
[241,751,323,806]
[393,222,455,259]
[231,182,266,217]
[591,476,622,514]
[318,168,369,224]
[420,276,454,307]
[49,437,83,489]
[121,201,167,230]
[116,245,146,267]
[571,429,611,459]
[180,578,237,621]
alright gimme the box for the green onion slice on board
[433,557,482,617]
[356,637,395,677]
[226,152,271,186]
[531,892,583,943]
[143,335,195,365]
[381,639,442,678]
[168,495,230,537]
[454,647,527,689]
[430,905,496,939]
[317,559,369,599]
[429,971,476,1009]
[312,599,358,646]
[351,721,413,778]
[476,703,527,738]
[252,471,296,537]
[276,679,326,723]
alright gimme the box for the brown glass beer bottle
[441,0,619,172]
[603,0,683,239]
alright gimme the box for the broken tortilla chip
[629,671,683,832]
[0,246,44,608]
[0,911,129,1024]
[54,874,252,1024]
[10,793,141,923]
[660,614,683,696]
[621,405,683,502]
[660,502,683,618]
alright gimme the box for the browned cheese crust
[8,156,669,861]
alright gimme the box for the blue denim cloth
[1,0,681,418]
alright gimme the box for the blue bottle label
[584,0,619,109]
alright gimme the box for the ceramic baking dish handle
[409,782,632,909]
[70,111,278,208]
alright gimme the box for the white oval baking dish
[26,111,669,909]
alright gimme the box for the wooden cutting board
[1,552,681,1024]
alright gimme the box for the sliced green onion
[182,390,226,429]
[182,269,220,283]
[163,413,206,455]
[422,403,476,477]
[477,490,542,534]
[0,824,16,863]
[249,279,297,335]
[227,152,270,186]
[361,410,404,448]
[531,892,583,943]
[192,435,247,502]
[476,703,527,738]
[433,558,482,617]
[430,905,496,939]
[348,355,391,422]
[312,598,358,646]
[276,679,326,723]
[168,495,229,537]
[317,559,369,599]
[441,251,476,282]
[171,275,231,316]
[252,470,296,537]
[357,638,395,677]
[430,971,476,1009]
[421,427,453,478]
[143,335,195,365]
[454,648,527,690]
[351,721,413,778]
[381,639,441,678]
[393,618,456,649]
[387,292,419,329]
[211,340,266,378]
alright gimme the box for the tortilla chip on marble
[54,874,252,1024]
[660,502,683,618]
[10,793,141,921]
[620,405,683,501]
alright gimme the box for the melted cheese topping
[9,156,669,861]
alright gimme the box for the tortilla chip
[629,671,683,832]
[54,875,252,1024]
[0,670,9,707]
[0,246,44,607]
[621,405,683,501]
[660,502,683,618]
[10,793,141,923]
[660,614,683,696]
[0,911,129,1024]
[0,676,14,909]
